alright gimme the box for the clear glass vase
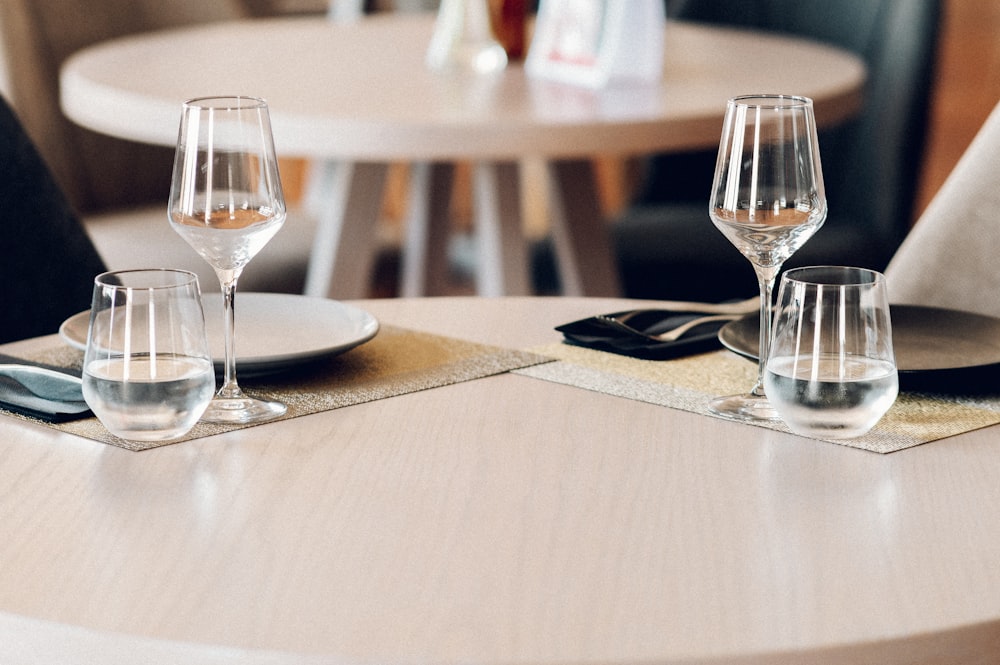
[426,0,508,74]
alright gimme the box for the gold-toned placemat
[514,343,1000,453]
[7,326,551,452]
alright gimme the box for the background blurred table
[60,14,864,298]
[1,296,999,663]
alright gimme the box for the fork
[612,297,760,325]
[596,312,742,342]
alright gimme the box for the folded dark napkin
[0,353,91,423]
[556,310,733,360]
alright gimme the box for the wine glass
[708,94,827,422]
[168,96,287,424]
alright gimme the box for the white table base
[303,158,621,299]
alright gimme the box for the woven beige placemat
[6,326,551,452]
[514,343,1000,453]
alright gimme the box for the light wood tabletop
[59,15,866,300]
[59,15,864,159]
[0,296,998,664]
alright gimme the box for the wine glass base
[201,396,287,425]
[708,393,781,423]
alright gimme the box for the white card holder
[526,0,666,88]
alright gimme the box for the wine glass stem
[751,265,779,397]
[217,273,243,400]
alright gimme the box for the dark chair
[610,0,942,302]
[0,95,106,343]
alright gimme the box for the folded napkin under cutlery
[557,298,758,360]
[0,354,91,422]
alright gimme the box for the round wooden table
[60,14,865,298]
[0,296,998,663]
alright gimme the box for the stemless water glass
[82,269,215,442]
[764,266,898,439]
[708,94,828,422]
[168,95,287,424]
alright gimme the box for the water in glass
[764,354,898,438]
[84,356,215,441]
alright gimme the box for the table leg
[401,162,455,297]
[473,160,530,296]
[303,160,388,300]
[547,159,622,297]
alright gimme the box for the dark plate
[719,304,1000,394]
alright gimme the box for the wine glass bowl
[707,94,827,421]
[168,96,287,424]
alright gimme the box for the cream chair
[0,0,321,294]
[885,100,1000,318]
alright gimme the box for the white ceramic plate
[60,293,379,377]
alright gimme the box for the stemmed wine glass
[708,94,827,422]
[168,96,287,424]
